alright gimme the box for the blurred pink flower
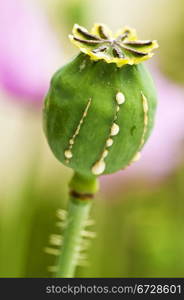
[101,68,184,191]
[0,0,62,105]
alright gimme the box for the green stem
[56,197,92,278]
[55,172,99,278]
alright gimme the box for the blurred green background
[0,0,184,277]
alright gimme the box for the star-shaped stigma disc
[69,24,158,67]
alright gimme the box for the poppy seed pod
[43,24,158,177]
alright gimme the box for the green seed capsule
[43,24,158,177]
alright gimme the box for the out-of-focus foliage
[62,0,91,32]
[1,161,184,277]
[157,0,184,84]
[41,0,91,54]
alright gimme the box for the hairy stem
[55,172,99,278]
